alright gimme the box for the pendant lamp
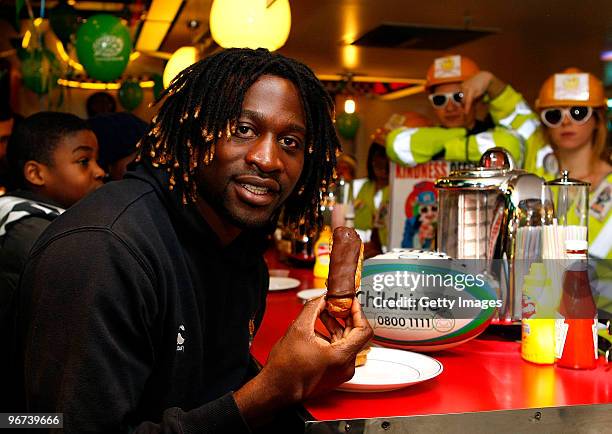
[210,0,291,51]
[163,46,198,88]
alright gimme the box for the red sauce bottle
[555,240,598,369]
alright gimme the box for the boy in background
[0,112,105,284]
[0,112,104,409]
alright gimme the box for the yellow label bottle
[522,263,555,365]
[313,225,332,279]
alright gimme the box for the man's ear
[23,160,47,186]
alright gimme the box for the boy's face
[42,130,105,208]
[195,74,306,232]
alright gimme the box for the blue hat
[417,191,436,205]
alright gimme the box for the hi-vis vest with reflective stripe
[489,86,612,260]
[587,173,612,260]
[573,172,612,260]
[529,149,612,260]
[488,85,546,175]
[385,86,527,168]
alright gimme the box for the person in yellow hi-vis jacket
[465,66,612,259]
[485,68,611,260]
[534,69,612,259]
[386,55,524,167]
[535,69,612,321]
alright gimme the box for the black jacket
[0,190,63,412]
[17,163,269,433]
[0,190,63,311]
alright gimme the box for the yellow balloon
[163,46,198,88]
[210,0,291,51]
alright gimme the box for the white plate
[338,347,443,392]
[268,277,301,291]
[296,288,327,302]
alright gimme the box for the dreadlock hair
[137,48,341,233]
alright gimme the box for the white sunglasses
[428,92,464,109]
[540,106,593,128]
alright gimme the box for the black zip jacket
[0,190,63,412]
[17,162,269,433]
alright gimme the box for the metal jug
[435,148,550,322]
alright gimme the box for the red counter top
[251,250,612,422]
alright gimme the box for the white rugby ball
[359,249,498,352]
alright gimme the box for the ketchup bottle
[555,240,598,369]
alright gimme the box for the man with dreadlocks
[15,49,373,433]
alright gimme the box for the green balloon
[151,73,163,100]
[118,80,143,111]
[21,48,61,95]
[76,14,131,81]
[336,112,361,139]
[49,1,79,45]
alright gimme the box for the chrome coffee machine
[435,148,550,322]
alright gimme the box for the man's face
[430,82,475,129]
[41,130,105,208]
[196,75,306,230]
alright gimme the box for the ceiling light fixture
[379,85,425,101]
[163,46,198,88]
[57,78,155,90]
[317,74,425,85]
[135,0,184,52]
[344,98,356,114]
[210,0,291,51]
[56,41,84,71]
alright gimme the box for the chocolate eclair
[325,227,363,318]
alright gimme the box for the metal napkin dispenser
[435,148,550,322]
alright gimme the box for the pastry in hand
[325,226,363,318]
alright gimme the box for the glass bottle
[313,225,333,279]
[555,240,598,369]
[521,263,555,365]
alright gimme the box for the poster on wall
[388,161,451,250]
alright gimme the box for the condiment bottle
[522,263,555,364]
[555,240,598,369]
[313,225,333,278]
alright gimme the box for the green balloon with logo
[76,14,131,81]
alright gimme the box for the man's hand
[462,71,506,114]
[234,296,373,426]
